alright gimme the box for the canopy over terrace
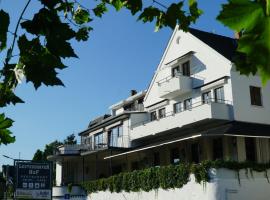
[104,121,270,160]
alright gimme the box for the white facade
[88,169,270,200]
[50,27,270,200]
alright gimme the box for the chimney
[130,90,137,96]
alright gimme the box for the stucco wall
[144,28,233,108]
[230,71,270,125]
[87,168,270,200]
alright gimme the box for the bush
[81,160,270,194]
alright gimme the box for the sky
[0,0,232,166]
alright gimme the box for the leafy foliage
[217,0,270,84]
[0,114,15,145]
[32,140,63,161]
[18,35,66,89]
[81,160,270,194]
[74,7,92,24]
[93,3,108,17]
[63,133,77,145]
[0,10,9,51]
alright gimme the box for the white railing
[131,98,232,129]
[56,136,130,155]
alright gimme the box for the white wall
[87,168,270,200]
[144,28,233,108]
[231,71,270,124]
[130,102,232,140]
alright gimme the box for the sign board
[15,161,52,199]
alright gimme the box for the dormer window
[182,61,190,76]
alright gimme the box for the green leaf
[21,8,61,35]
[18,35,65,89]
[74,7,91,24]
[138,7,162,23]
[21,8,75,40]
[40,0,63,9]
[125,0,142,15]
[0,113,15,145]
[188,0,203,22]
[0,10,10,51]
[0,83,24,107]
[111,0,126,11]
[75,27,93,41]
[234,18,270,84]
[165,3,185,29]
[47,38,77,58]
[93,3,108,17]
[217,0,264,32]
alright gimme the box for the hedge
[81,160,270,194]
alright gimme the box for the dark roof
[206,121,270,137]
[189,28,237,61]
[88,114,111,128]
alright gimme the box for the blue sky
[0,0,232,166]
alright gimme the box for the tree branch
[5,0,32,64]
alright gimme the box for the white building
[48,27,270,200]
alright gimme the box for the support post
[109,150,112,176]
[95,154,98,179]
[82,157,85,182]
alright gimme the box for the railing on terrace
[131,98,232,128]
[82,135,130,151]
[55,135,130,155]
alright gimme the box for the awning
[104,121,270,160]
[104,134,201,160]
[204,121,270,138]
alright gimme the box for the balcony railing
[157,73,192,99]
[55,135,130,155]
[131,99,232,136]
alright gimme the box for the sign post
[14,160,52,199]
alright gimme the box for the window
[94,132,104,149]
[172,66,180,77]
[245,138,256,162]
[83,136,92,145]
[170,148,180,164]
[173,102,182,114]
[213,138,223,160]
[124,103,135,111]
[150,111,157,121]
[214,86,224,103]
[182,61,190,76]
[158,108,166,119]
[109,125,123,147]
[153,152,160,166]
[184,98,192,110]
[250,86,262,106]
[202,91,211,104]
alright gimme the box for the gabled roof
[189,28,237,61]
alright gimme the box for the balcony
[56,144,85,155]
[130,100,233,140]
[157,74,192,99]
[54,135,130,156]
